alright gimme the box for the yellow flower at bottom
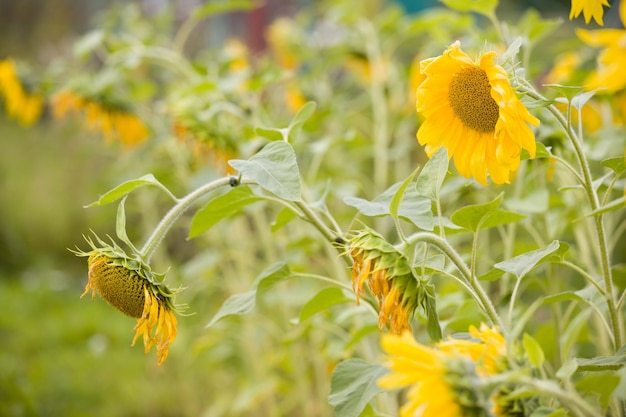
[379,332,464,417]
[416,41,539,185]
[76,236,181,365]
[379,325,510,417]
[569,0,610,26]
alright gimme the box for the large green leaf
[86,174,175,207]
[344,182,433,230]
[390,167,421,228]
[206,262,292,327]
[299,287,352,322]
[601,156,626,175]
[229,141,302,201]
[523,333,545,367]
[415,148,448,201]
[328,359,388,417]
[189,186,262,238]
[450,193,503,232]
[494,240,566,280]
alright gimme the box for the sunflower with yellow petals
[569,0,611,26]
[415,41,539,185]
[0,59,43,126]
[74,235,183,365]
[577,1,626,93]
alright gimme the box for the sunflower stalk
[403,232,504,330]
[523,86,623,351]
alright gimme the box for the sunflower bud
[73,234,182,365]
[347,229,425,334]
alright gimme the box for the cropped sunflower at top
[72,235,183,365]
[52,90,149,147]
[577,1,626,93]
[0,59,43,126]
[570,0,611,26]
[415,41,539,185]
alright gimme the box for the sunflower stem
[403,232,504,330]
[524,87,623,351]
[139,176,239,262]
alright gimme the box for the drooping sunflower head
[346,229,426,334]
[416,41,539,185]
[73,234,182,365]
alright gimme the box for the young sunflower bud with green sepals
[347,229,427,334]
[72,234,183,365]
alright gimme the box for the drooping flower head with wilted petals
[415,41,539,185]
[73,234,183,365]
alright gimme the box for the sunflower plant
[10,0,626,415]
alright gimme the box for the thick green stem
[404,232,503,329]
[524,88,623,349]
[140,176,237,262]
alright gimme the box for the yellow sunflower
[569,0,611,26]
[74,235,182,365]
[52,90,149,147]
[416,41,539,185]
[577,1,626,92]
[379,332,475,417]
[0,59,43,126]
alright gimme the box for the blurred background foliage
[1,0,621,416]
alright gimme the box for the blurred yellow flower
[285,81,307,114]
[379,325,510,417]
[543,51,581,85]
[577,1,626,92]
[570,0,610,26]
[344,52,390,85]
[0,59,43,126]
[224,38,250,72]
[76,236,181,365]
[52,90,149,146]
[416,41,539,185]
[266,17,299,69]
[173,120,237,174]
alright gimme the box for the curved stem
[524,87,623,349]
[404,232,503,329]
[140,176,237,261]
[294,200,344,244]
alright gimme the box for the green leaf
[522,141,552,160]
[255,126,286,141]
[289,101,317,129]
[544,84,584,101]
[86,174,175,207]
[571,90,597,112]
[415,148,448,201]
[74,30,104,59]
[480,209,526,229]
[390,167,421,223]
[299,288,352,322]
[586,196,626,217]
[575,373,619,407]
[615,366,626,400]
[206,262,292,327]
[450,193,502,232]
[501,37,523,66]
[193,0,257,19]
[423,284,442,341]
[229,141,302,201]
[328,359,388,417]
[556,358,578,381]
[601,156,626,175]
[115,197,137,252]
[439,0,497,17]
[523,333,545,367]
[271,206,298,231]
[494,240,565,280]
[189,186,262,239]
[344,182,434,230]
[206,290,256,327]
